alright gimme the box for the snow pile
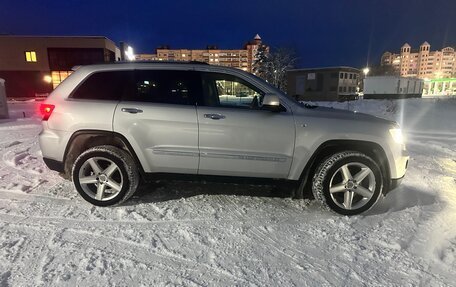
[0,99,455,285]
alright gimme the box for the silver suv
[39,62,408,215]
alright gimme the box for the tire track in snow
[59,227,249,285]
[153,232,253,286]
[0,128,50,194]
[219,194,323,283]
[2,218,242,286]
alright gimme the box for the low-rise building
[287,67,360,101]
[0,35,119,98]
[423,78,456,96]
[363,76,423,99]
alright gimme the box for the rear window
[71,71,134,100]
[127,70,201,105]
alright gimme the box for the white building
[363,76,423,99]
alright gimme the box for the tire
[312,151,383,215]
[72,145,139,206]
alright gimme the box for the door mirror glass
[261,93,282,111]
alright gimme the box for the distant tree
[254,47,297,91]
[268,47,298,91]
[253,44,269,78]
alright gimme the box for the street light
[43,75,52,84]
[363,67,370,76]
[125,46,135,61]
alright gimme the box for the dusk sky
[1,0,455,68]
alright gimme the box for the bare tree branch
[253,47,297,92]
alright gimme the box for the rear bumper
[43,157,64,173]
[38,126,70,165]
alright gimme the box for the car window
[127,70,201,105]
[201,72,264,109]
[71,71,133,100]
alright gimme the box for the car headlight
[389,128,404,144]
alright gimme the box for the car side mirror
[261,93,282,112]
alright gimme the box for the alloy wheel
[328,162,376,210]
[78,157,124,201]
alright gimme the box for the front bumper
[390,177,403,190]
[386,176,404,194]
[393,148,409,179]
[383,173,404,195]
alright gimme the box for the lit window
[51,71,72,89]
[25,51,37,62]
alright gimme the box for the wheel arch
[63,130,146,180]
[297,139,391,198]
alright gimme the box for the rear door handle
[204,113,226,120]
[121,108,143,114]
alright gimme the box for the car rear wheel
[312,151,383,215]
[72,145,139,206]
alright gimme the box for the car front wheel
[72,145,139,206]
[312,151,383,215]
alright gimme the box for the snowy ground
[1,99,455,286]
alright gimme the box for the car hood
[295,104,397,126]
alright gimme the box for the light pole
[125,46,135,61]
[360,67,370,96]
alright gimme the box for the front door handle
[204,113,226,120]
[121,108,143,114]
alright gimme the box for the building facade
[381,42,456,79]
[363,76,423,99]
[0,36,119,98]
[287,67,360,101]
[135,34,266,73]
[422,78,456,96]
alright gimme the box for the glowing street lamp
[43,75,52,84]
[363,67,370,76]
[125,46,135,61]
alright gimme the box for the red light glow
[39,104,55,121]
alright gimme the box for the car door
[196,72,295,178]
[113,69,201,174]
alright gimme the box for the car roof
[73,61,243,74]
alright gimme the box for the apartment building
[381,42,455,79]
[135,34,266,73]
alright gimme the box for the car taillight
[40,104,55,121]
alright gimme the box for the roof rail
[71,65,82,71]
[112,60,209,65]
